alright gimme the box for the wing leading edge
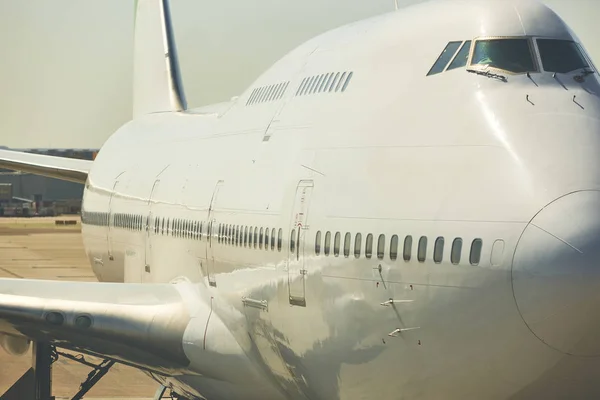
[0,278,245,378]
[0,149,91,184]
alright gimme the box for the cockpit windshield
[470,39,536,74]
[536,39,591,73]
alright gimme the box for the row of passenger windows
[312,231,483,266]
[295,71,353,97]
[82,211,484,265]
[246,81,290,106]
[218,224,284,251]
[81,211,109,227]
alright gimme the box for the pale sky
[0,0,598,148]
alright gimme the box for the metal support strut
[0,342,115,400]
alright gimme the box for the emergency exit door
[288,180,313,307]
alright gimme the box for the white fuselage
[78,1,600,399]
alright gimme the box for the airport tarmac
[0,217,157,399]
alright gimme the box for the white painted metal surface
[2,0,600,399]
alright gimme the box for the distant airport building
[0,148,97,216]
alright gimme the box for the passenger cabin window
[354,233,362,258]
[264,227,269,249]
[334,232,341,257]
[259,228,264,249]
[271,228,276,250]
[315,231,322,255]
[427,41,462,76]
[341,72,353,92]
[434,237,444,264]
[417,236,427,262]
[324,231,331,256]
[290,229,296,253]
[278,228,283,251]
[447,41,472,70]
[470,38,536,73]
[403,235,412,261]
[451,238,463,265]
[390,235,398,261]
[537,39,591,73]
[365,234,373,259]
[470,239,483,266]
[343,233,351,258]
[377,234,385,260]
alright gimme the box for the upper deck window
[536,39,590,73]
[470,39,535,74]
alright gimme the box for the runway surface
[0,216,157,398]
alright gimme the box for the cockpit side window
[536,39,590,73]
[447,41,472,71]
[427,41,462,76]
[470,39,535,74]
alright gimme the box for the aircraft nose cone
[512,191,600,357]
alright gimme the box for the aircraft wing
[0,278,227,375]
[0,149,91,184]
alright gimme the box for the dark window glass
[343,233,351,257]
[322,73,333,92]
[434,237,444,264]
[312,75,324,94]
[306,76,317,94]
[277,228,283,251]
[354,233,362,258]
[377,234,385,260]
[264,227,269,250]
[417,236,427,262]
[254,227,258,248]
[341,71,353,92]
[249,226,254,247]
[470,239,483,266]
[471,39,535,73]
[329,73,341,92]
[244,226,248,247]
[315,231,322,255]
[334,232,341,257]
[290,229,296,253]
[427,41,462,76]
[390,235,399,261]
[537,39,590,73]
[365,234,373,259]
[335,72,347,91]
[318,74,329,92]
[296,78,307,96]
[271,228,276,250]
[324,231,331,256]
[259,228,264,249]
[451,238,463,265]
[447,41,472,70]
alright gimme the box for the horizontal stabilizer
[0,149,91,184]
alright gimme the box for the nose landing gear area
[512,190,600,357]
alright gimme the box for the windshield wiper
[467,69,508,82]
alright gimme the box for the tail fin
[133,0,187,117]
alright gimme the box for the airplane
[0,0,599,398]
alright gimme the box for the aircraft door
[288,180,313,307]
[107,180,120,261]
[205,180,224,287]
[144,179,160,276]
